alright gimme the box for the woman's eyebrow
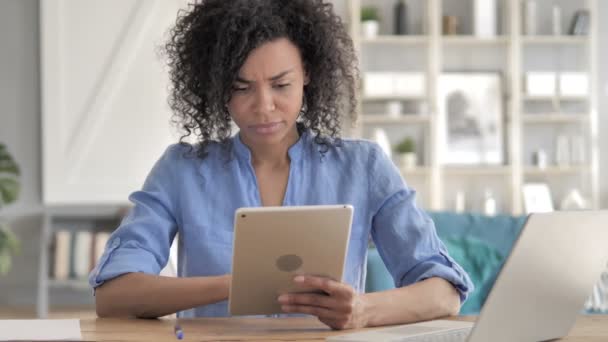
[235,69,294,84]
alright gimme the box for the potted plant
[361,6,380,38]
[0,143,21,275]
[395,137,417,170]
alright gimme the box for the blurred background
[1,0,607,318]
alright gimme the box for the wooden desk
[81,315,608,341]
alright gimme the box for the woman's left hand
[278,275,369,330]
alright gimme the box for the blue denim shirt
[89,129,473,317]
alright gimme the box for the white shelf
[48,279,90,290]
[443,166,511,176]
[44,205,126,218]
[522,114,589,124]
[522,35,588,45]
[399,167,431,177]
[362,95,426,102]
[522,95,588,102]
[361,35,428,45]
[361,114,430,125]
[442,35,509,45]
[524,165,589,176]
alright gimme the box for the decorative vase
[394,0,407,35]
[483,189,497,216]
[552,5,562,35]
[560,189,589,210]
[386,101,403,118]
[523,0,537,35]
[474,0,496,37]
[442,16,458,35]
[361,20,379,38]
[399,152,417,170]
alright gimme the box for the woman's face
[227,38,308,148]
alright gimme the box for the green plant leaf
[0,226,19,275]
[361,6,379,22]
[0,177,20,207]
[0,144,20,176]
[0,252,12,275]
[0,225,20,253]
[395,137,416,154]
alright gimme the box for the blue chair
[365,211,527,315]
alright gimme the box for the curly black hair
[164,0,358,158]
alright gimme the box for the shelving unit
[444,166,512,176]
[36,206,123,318]
[522,95,589,101]
[347,0,599,214]
[521,113,589,124]
[524,165,590,175]
[360,114,430,124]
[400,167,431,177]
[361,35,428,44]
[442,36,510,45]
[521,35,587,44]
[362,95,427,101]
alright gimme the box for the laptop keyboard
[393,328,471,342]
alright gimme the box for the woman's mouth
[250,122,283,135]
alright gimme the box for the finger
[278,293,344,311]
[281,304,345,321]
[294,275,354,300]
[318,317,349,331]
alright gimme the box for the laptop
[229,205,354,315]
[327,210,608,342]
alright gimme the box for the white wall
[0,0,42,217]
[0,0,45,309]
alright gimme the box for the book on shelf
[569,10,590,36]
[93,232,111,266]
[52,230,71,281]
[50,230,112,281]
[73,231,93,279]
[68,231,77,279]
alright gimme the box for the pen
[174,323,184,340]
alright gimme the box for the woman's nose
[253,87,276,114]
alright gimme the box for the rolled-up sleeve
[368,145,474,303]
[88,145,179,290]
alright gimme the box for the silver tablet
[229,205,354,316]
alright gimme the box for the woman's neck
[245,126,300,169]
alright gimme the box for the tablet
[229,205,354,316]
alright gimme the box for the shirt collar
[231,127,308,163]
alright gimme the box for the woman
[90,0,472,330]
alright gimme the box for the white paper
[0,319,81,341]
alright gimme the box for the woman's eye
[275,83,290,89]
[232,86,249,92]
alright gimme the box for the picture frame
[438,72,504,165]
[522,183,554,214]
